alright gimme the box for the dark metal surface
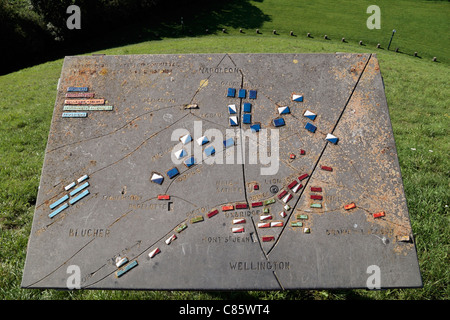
[21,53,422,290]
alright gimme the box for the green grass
[0,0,449,300]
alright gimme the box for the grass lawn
[0,0,448,300]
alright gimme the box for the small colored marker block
[304,227,311,233]
[260,215,272,221]
[69,189,90,205]
[207,209,219,218]
[180,133,192,145]
[69,182,89,196]
[344,203,356,210]
[291,221,303,227]
[258,222,271,228]
[280,211,287,218]
[284,204,291,211]
[67,86,89,92]
[228,104,237,114]
[167,167,180,179]
[115,260,138,278]
[238,89,246,98]
[311,195,323,200]
[292,94,303,102]
[64,182,76,191]
[184,156,196,168]
[325,133,339,144]
[165,234,177,245]
[278,106,290,114]
[236,203,248,209]
[292,183,303,193]
[62,112,87,118]
[232,218,246,224]
[289,153,296,160]
[222,205,234,211]
[229,116,239,126]
[321,165,333,171]
[250,123,261,132]
[263,207,270,213]
[115,257,129,268]
[297,214,308,220]
[273,117,285,127]
[373,211,385,218]
[174,149,187,160]
[303,110,316,120]
[148,248,161,258]
[243,114,252,124]
[310,203,322,208]
[151,172,164,185]
[298,173,309,181]
[227,88,236,97]
[288,181,298,189]
[253,184,259,190]
[282,194,293,203]
[191,215,204,224]
[175,223,187,233]
[262,236,275,242]
[158,194,170,200]
[204,146,215,156]
[232,227,245,233]
[277,190,287,200]
[252,201,263,207]
[300,149,306,155]
[311,187,322,192]
[264,199,276,206]
[271,221,283,227]
[305,122,316,133]
[223,138,235,149]
[50,195,69,210]
[249,90,257,99]
[196,136,209,146]
[48,203,69,219]
[77,174,89,183]
[243,103,252,113]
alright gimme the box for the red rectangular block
[207,209,219,218]
[262,236,275,242]
[236,203,248,209]
[287,181,298,189]
[252,201,263,207]
[310,195,323,200]
[277,190,287,199]
[158,194,170,200]
[321,165,333,171]
[298,173,309,181]
[311,187,322,192]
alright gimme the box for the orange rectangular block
[373,211,385,218]
[158,194,170,200]
[222,205,234,211]
[344,202,356,210]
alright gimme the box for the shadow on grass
[1,0,271,75]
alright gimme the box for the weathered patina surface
[22,53,422,290]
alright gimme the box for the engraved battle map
[21,53,422,290]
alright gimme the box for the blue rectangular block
[67,87,88,92]
[205,146,215,156]
[69,182,89,197]
[50,195,69,210]
[249,90,257,99]
[223,138,235,148]
[116,260,138,278]
[250,123,261,132]
[184,157,196,168]
[305,122,317,133]
[238,89,246,98]
[243,114,252,124]
[69,189,90,205]
[273,118,285,127]
[48,203,69,219]
[243,103,252,113]
[167,167,180,179]
[227,88,236,97]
